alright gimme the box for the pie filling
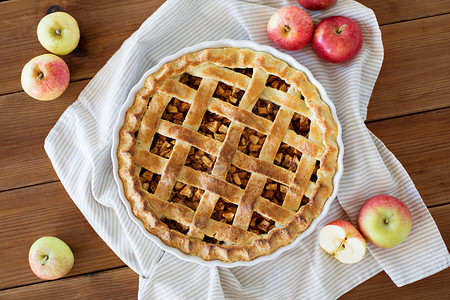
[161,98,191,125]
[266,74,290,92]
[213,81,244,106]
[253,98,279,121]
[290,113,310,137]
[185,147,216,174]
[137,73,316,240]
[249,211,275,234]
[238,127,266,157]
[150,133,175,159]
[275,143,302,172]
[169,182,204,211]
[263,179,288,206]
[211,198,238,225]
[199,111,231,142]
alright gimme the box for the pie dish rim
[111,39,344,267]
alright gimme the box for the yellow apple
[37,12,80,55]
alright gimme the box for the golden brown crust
[117,47,339,262]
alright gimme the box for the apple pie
[117,47,339,262]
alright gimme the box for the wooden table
[1,0,449,298]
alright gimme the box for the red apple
[318,220,366,264]
[296,0,337,11]
[267,6,313,51]
[29,236,74,280]
[312,16,363,63]
[21,54,70,101]
[357,195,412,248]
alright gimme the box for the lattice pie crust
[117,47,339,262]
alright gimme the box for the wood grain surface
[0,0,448,299]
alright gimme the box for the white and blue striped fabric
[45,0,449,299]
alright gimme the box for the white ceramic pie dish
[111,39,344,268]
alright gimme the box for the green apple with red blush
[28,236,74,280]
[357,194,412,248]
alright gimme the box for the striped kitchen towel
[44,0,449,299]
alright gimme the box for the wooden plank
[341,205,450,299]
[0,79,88,191]
[367,108,450,207]
[366,14,450,121]
[0,0,165,95]
[0,182,125,290]
[431,204,450,249]
[0,267,138,299]
[342,268,450,299]
[1,204,448,298]
[358,0,450,25]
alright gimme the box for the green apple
[37,12,80,55]
[21,54,70,101]
[28,236,74,280]
[357,194,412,248]
[318,220,366,264]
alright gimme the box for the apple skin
[37,12,80,56]
[21,54,70,101]
[318,220,366,264]
[267,6,313,51]
[357,194,412,248]
[28,236,74,280]
[312,16,363,63]
[296,0,337,11]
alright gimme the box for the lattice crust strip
[117,47,339,262]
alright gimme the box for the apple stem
[56,29,61,35]
[283,24,290,33]
[41,255,49,266]
[36,73,43,81]
[337,24,347,34]
[385,213,394,224]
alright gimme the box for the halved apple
[318,220,366,264]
